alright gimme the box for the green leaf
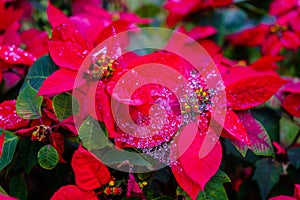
[37,145,59,170]
[0,185,8,195]
[9,173,27,200]
[287,148,300,168]
[253,158,283,200]
[21,55,58,90]
[252,108,280,142]
[0,129,19,171]
[18,139,44,173]
[16,82,43,119]
[25,141,44,173]
[279,117,300,148]
[176,186,192,200]
[197,170,231,200]
[78,116,108,150]
[91,148,152,168]
[52,93,79,121]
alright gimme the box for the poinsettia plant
[0,0,300,200]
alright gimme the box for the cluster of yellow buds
[270,24,287,33]
[181,88,210,115]
[85,55,116,80]
[31,125,51,142]
[103,177,122,196]
[195,87,209,102]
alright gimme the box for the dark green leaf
[37,145,59,170]
[252,108,280,142]
[52,93,79,121]
[0,129,19,171]
[287,148,300,169]
[24,141,44,173]
[0,185,8,195]
[9,173,27,200]
[280,117,300,148]
[176,186,192,200]
[253,158,283,200]
[197,170,231,200]
[17,138,42,173]
[91,148,152,168]
[16,82,43,119]
[21,55,58,90]
[78,116,108,150]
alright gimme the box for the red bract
[71,145,110,190]
[0,1,23,31]
[0,22,21,46]
[50,132,66,162]
[269,0,297,16]
[177,25,218,41]
[273,141,286,155]
[21,28,49,58]
[282,93,300,117]
[48,24,90,71]
[0,45,36,66]
[221,110,250,145]
[37,68,80,97]
[223,66,287,110]
[164,0,232,27]
[0,100,29,131]
[47,1,73,28]
[126,173,145,199]
[249,55,283,71]
[50,185,98,200]
[281,81,300,117]
[226,24,269,46]
[171,128,222,200]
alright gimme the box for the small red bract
[0,100,29,131]
[71,145,111,190]
[50,185,98,200]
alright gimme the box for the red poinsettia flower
[227,0,300,55]
[0,97,77,163]
[164,0,232,27]
[38,2,149,97]
[51,145,110,199]
[87,47,286,198]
